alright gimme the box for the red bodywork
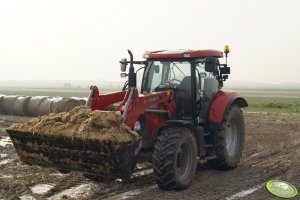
[89,86,176,137]
[144,49,223,59]
[88,86,243,135]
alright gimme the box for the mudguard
[208,90,248,123]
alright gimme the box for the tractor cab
[141,48,230,123]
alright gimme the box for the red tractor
[7,46,247,190]
[87,46,247,189]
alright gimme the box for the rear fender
[158,120,205,156]
[208,90,248,123]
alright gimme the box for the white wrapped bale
[12,96,31,116]
[2,96,18,115]
[49,97,62,113]
[78,99,86,106]
[70,97,87,106]
[25,96,48,117]
[0,95,4,114]
[36,98,53,116]
[53,98,82,113]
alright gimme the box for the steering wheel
[167,79,181,84]
[152,79,181,92]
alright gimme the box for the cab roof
[143,49,223,59]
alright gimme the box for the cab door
[195,59,219,123]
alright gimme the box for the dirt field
[0,110,299,200]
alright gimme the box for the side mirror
[223,75,229,81]
[120,73,127,78]
[220,67,230,74]
[204,57,217,73]
[120,58,127,72]
[154,65,160,73]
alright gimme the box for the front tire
[153,127,197,190]
[209,105,245,169]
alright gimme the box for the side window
[144,61,163,92]
[136,67,144,92]
[150,64,162,90]
[195,60,218,92]
[195,62,206,91]
[195,58,219,122]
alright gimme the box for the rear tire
[153,127,197,190]
[209,105,245,169]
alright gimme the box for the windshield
[142,60,191,93]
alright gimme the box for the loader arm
[89,85,176,134]
[124,89,176,135]
[87,86,127,111]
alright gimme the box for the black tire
[209,105,245,169]
[153,127,197,190]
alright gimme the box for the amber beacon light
[224,45,230,54]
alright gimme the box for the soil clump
[8,106,139,142]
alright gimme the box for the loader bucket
[6,106,141,179]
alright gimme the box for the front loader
[7,46,248,190]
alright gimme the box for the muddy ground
[0,111,299,200]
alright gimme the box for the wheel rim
[226,118,239,157]
[176,143,191,179]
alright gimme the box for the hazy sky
[1,0,300,84]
